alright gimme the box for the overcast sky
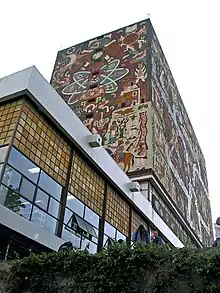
[0,0,219,222]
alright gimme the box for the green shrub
[1,244,220,293]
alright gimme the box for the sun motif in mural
[62,59,129,105]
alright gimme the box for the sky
[0,0,219,222]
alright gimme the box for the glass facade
[62,192,99,254]
[0,98,198,253]
[0,147,62,235]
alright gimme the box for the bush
[1,244,220,293]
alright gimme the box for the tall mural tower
[51,19,213,247]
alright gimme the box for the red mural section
[51,21,152,175]
[151,31,213,246]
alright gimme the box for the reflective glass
[104,221,116,239]
[116,230,126,241]
[84,207,99,228]
[64,208,72,225]
[19,178,36,202]
[2,165,21,192]
[35,188,49,211]
[1,185,32,220]
[8,148,40,183]
[0,145,8,163]
[38,171,62,201]
[62,226,81,248]
[0,164,3,178]
[31,206,57,234]
[66,193,84,217]
[81,239,97,254]
[48,197,60,219]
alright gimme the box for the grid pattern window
[0,100,23,146]
[13,101,71,186]
[0,147,63,236]
[69,152,105,215]
[62,192,99,254]
[105,185,130,237]
[131,209,149,236]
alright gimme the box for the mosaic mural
[51,20,152,175]
[151,30,213,246]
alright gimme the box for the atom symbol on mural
[62,59,129,105]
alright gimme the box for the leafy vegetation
[1,243,220,293]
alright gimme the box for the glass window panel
[19,178,36,202]
[84,207,99,228]
[8,147,40,183]
[81,239,97,254]
[64,208,72,225]
[38,171,62,201]
[62,226,81,248]
[103,235,114,248]
[2,165,21,192]
[104,221,116,239]
[31,206,57,234]
[48,197,60,219]
[116,230,127,241]
[35,188,49,211]
[84,221,97,238]
[0,145,8,163]
[66,193,84,217]
[0,163,3,177]
[75,214,88,233]
[0,185,32,220]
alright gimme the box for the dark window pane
[81,239,97,254]
[31,206,57,234]
[62,226,81,248]
[38,171,62,201]
[84,221,97,238]
[84,207,99,228]
[66,193,84,217]
[75,214,88,232]
[19,178,36,202]
[8,148,40,183]
[35,188,49,211]
[0,185,32,220]
[104,222,116,239]
[2,165,21,192]
[0,163,3,177]
[48,197,60,219]
[0,146,8,164]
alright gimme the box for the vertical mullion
[97,182,107,252]
[56,147,74,238]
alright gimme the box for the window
[38,171,62,201]
[81,239,97,254]
[2,165,21,192]
[62,227,81,248]
[104,222,116,239]
[31,206,58,234]
[0,145,8,163]
[66,193,84,217]
[35,189,49,211]
[84,207,99,228]
[19,178,36,202]
[8,148,40,183]
[0,185,32,220]
[116,231,126,241]
[48,197,60,218]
